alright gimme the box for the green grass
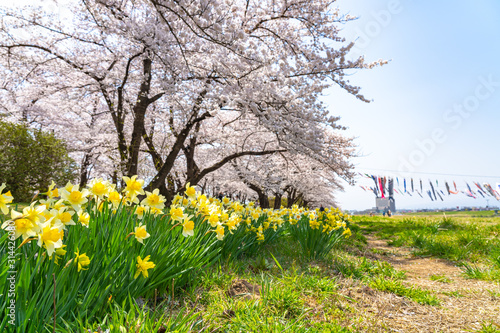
[353,215,500,281]
[165,237,361,332]
[74,230,445,332]
[459,262,500,281]
[429,274,453,283]
[402,210,500,218]
[330,253,441,305]
[369,277,441,306]
[478,322,500,333]
[332,254,406,281]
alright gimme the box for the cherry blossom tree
[0,0,385,197]
[230,134,354,208]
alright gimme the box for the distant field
[402,210,500,218]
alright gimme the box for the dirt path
[340,234,500,332]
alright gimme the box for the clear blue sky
[327,0,500,211]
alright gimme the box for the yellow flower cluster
[168,184,351,243]
[0,177,351,279]
[0,177,170,279]
[311,208,353,237]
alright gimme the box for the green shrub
[0,121,76,202]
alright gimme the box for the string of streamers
[357,173,500,201]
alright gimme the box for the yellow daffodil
[51,207,75,229]
[141,189,165,209]
[60,184,89,211]
[88,178,113,199]
[225,219,237,234]
[0,183,14,215]
[48,182,59,198]
[134,205,149,219]
[107,190,122,209]
[133,224,150,244]
[342,228,352,238]
[225,213,240,234]
[52,199,66,210]
[122,175,145,200]
[1,209,41,240]
[172,194,183,205]
[74,249,91,272]
[22,202,47,225]
[215,224,225,241]
[52,245,67,265]
[40,181,59,208]
[207,213,219,228]
[185,183,197,199]
[181,215,194,237]
[43,209,55,221]
[149,206,163,215]
[78,210,90,227]
[169,205,185,223]
[134,255,156,279]
[198,203,211,216]
[220,211,229,222]
[124,192,140,206]
[309,219,320,230]
[37,219,64,256]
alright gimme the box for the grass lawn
[353,214,500,277]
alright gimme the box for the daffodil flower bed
[0,177,350,331]
[287,207,352,259]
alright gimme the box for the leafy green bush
[0,121,76,202]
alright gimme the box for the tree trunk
[126,58,153,176]
[79,152,91,188]
[258,191,270,209]
[273,193,282,209]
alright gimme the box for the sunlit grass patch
[369,277,441,306]
[459,262,500,281]
[332,253,406,281]
[429,274,453,283]
[329,252,440,306]
[478,321,500,333]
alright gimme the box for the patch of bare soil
[227,279,262,300]
[339,235,500,332]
